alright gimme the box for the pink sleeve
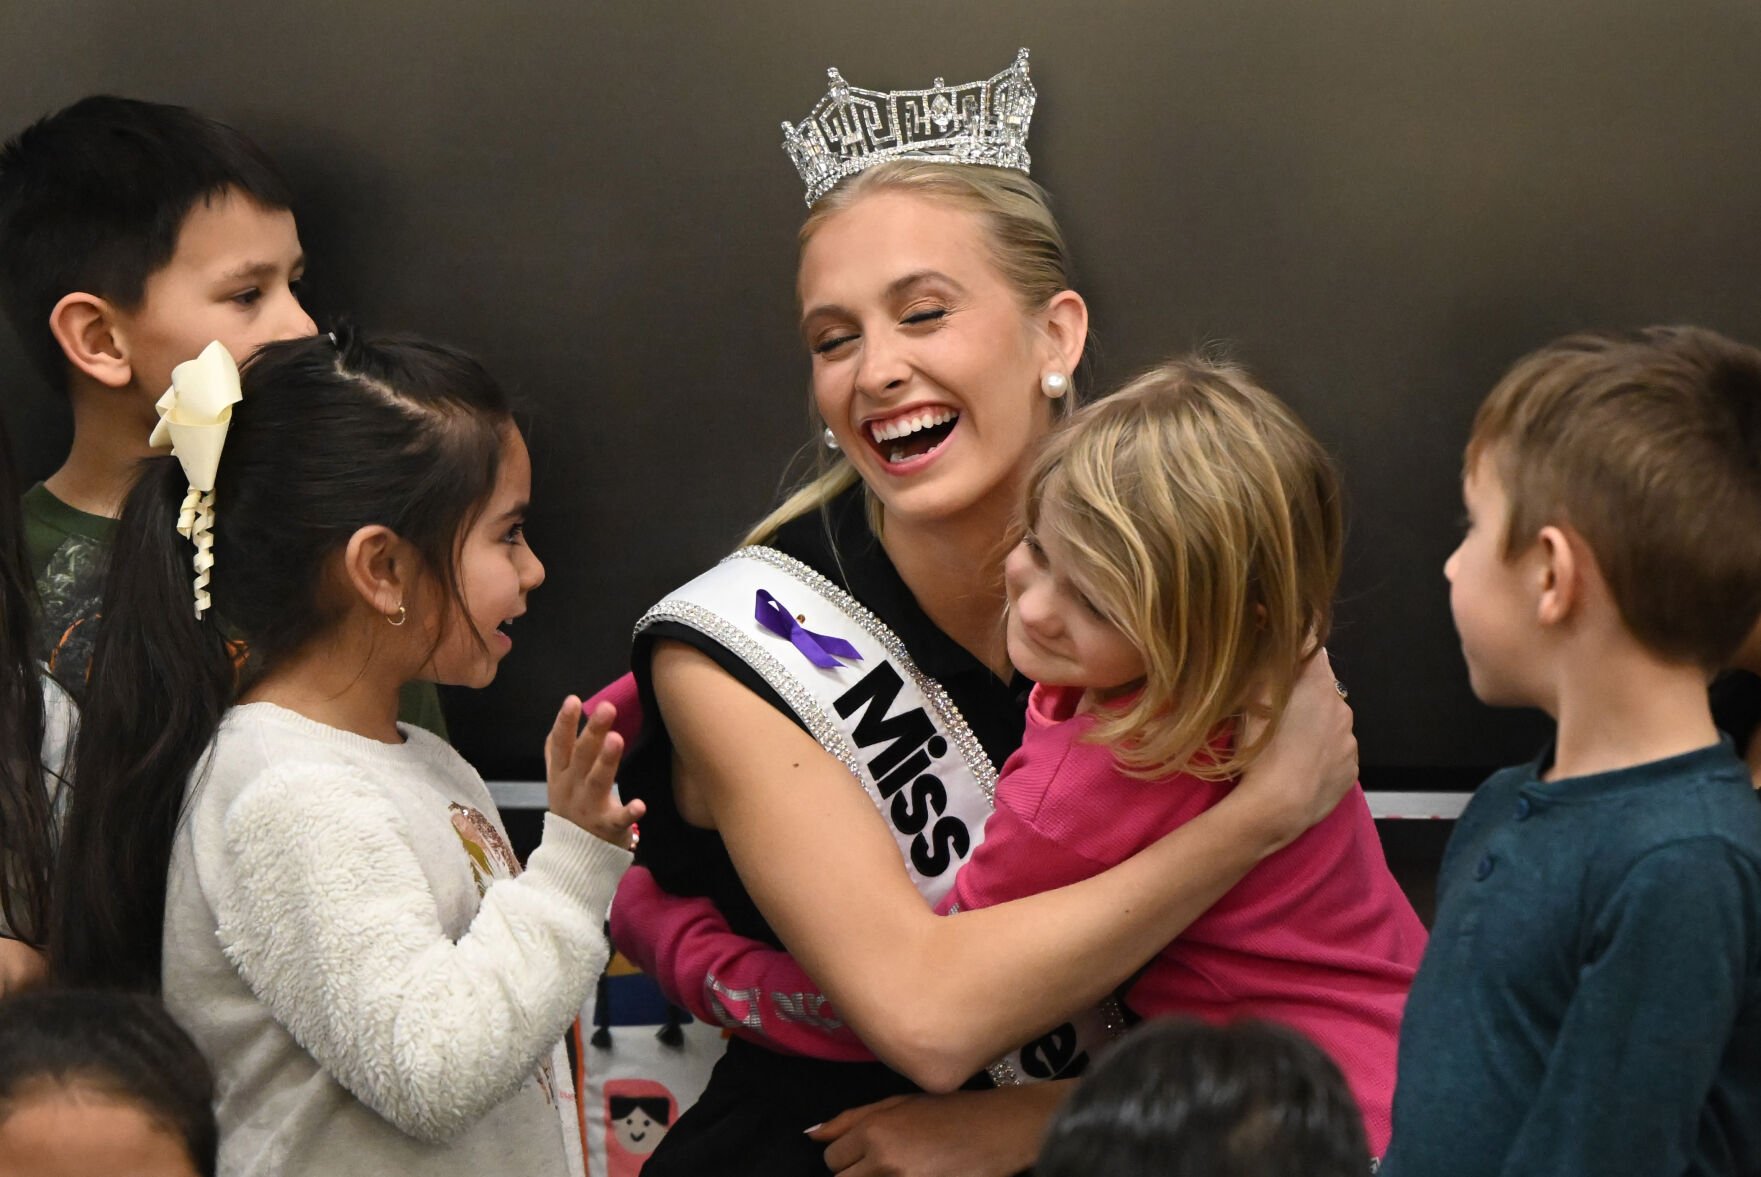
[583,672,645,749]
[592,672,871,1059]
[609,866,876,1061]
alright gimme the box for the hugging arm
[652,640,1356,1092]
[810,1083,1075,1177]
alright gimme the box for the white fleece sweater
[162,702,629,1177]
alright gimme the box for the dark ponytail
[51,456,232,989]
[51,329,511,991]
[0,411,53,947]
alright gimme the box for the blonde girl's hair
[1024,357,1344,781]
[743,160,1082,547]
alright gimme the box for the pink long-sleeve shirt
[609,679,1426,1151]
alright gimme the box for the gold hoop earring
[387,603,408,627]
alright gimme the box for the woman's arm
[810,1083,1074,1177]
[655,641,1355,1092]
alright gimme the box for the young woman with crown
[606,50,1360,1175]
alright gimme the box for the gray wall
[6,1,1760,780]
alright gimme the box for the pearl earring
[1040,370,1069,398]
[823,427,840,451]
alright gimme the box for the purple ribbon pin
[755,590,863,670]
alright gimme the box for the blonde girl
[987,358,1426,1157]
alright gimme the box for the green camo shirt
[22,483,448,737]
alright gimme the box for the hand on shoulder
[1234,646,1359,850]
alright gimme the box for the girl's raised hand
[1235,645,1359,848]
[545,696,644,849]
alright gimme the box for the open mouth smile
[864,407,961,466]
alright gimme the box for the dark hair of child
[0,94,295,387]
[1037,1018,1372,1177]
[0,987,217,1176]
[0,411,53,946]
[50,329,513,992]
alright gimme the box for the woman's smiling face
[797,190,1059,529]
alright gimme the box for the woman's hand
[809,1083,1073,1177]
[1234,646,1359,851]
[545,696,644,848]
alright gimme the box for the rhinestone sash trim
[637,546,998,804]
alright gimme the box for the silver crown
[781,48,1036,206]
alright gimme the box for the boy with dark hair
[0,96,444,735]
[1381,326,1761,1176]
[0,95,311,683]
[1036,1018,1371,1177]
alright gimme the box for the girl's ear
[1041,289,1089,381]
[342,525,414,620]
[48,291,132,389]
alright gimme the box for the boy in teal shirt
[1382,327,1761,1175]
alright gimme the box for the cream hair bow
[149,341,242,619]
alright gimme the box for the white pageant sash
[637,545,1122,1082]
[637,546,996,903]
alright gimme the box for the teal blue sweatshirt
[1381,742,1761,1176]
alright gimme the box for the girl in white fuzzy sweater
[51,331,641,1177]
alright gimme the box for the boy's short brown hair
[1467,325,1761,670]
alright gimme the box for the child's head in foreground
[1447,325,1761,710]
[1036,1018,1370,1177]
[0,94,313,411]
[0,988,215,1177]
[1006,355,1343,780]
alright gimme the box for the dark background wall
[5,1,1759,782]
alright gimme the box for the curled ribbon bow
[148,341,242,619]
[754,590,862,670]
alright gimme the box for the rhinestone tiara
[781,48,1036,206]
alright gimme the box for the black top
[620,486,1031,1176]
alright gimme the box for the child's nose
[282,300,318,341]
[522,547,546,592]
[1015,582,1060,635]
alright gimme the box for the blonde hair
[1466,325,1761,670]
[744,160,1081,547]
[1024,357,1343,781]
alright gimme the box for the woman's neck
[238,627,408,744]
[880,497,1014,679]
